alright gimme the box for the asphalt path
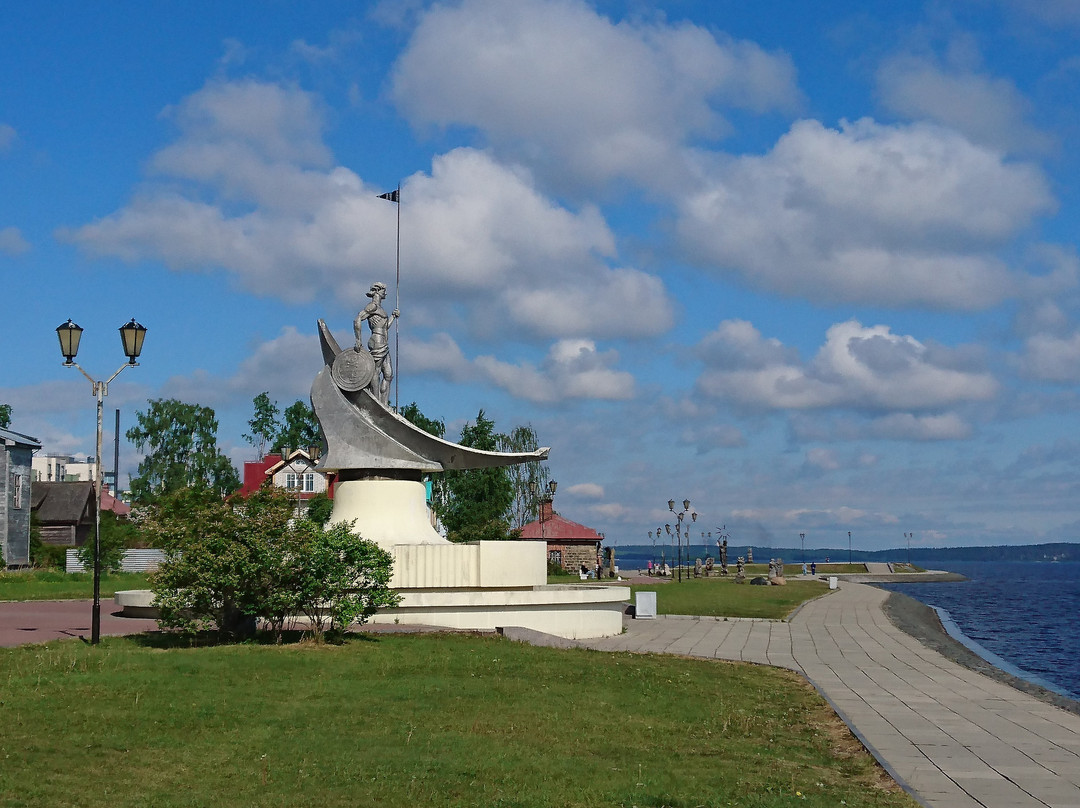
[0,599,159,647]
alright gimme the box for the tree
[401,401,448,519]
[305,491,334,525]
[75,511,137,574]
[242,392,280,459]
[273,399,321,453]
[126,399,241,504]
[142,487,397,642]
[498,424,550,530]
[0,403,11,428]
[441,410,515,543]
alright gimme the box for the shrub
[142,487,398,642]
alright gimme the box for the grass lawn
[0,571,152,602]
[0,633,917,808]
[631,576,829,620]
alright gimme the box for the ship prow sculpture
[313,318,549,474]
[295,280,627,639]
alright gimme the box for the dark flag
[377,189,399,203]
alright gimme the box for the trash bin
[829,576,838,590]
[635,591,657,619]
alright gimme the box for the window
[12,474,22,509]
[285,472,298,490]
[547,549,562,566]
[303,473,315,492]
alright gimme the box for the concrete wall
[391,541,545,589]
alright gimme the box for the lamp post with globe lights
[56,318,147,645]
[668,498,697,582]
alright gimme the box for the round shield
[332,348,376,392]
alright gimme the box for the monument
[309,289,629,638]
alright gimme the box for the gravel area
[881,589,1080,717]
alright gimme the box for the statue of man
[354,281,399,406]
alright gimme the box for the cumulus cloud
[790,412,973,442]
[62,79,672,341]
[877,55,1053,155]
[677,118,1054,308]
[0,226,30,255]
[403,333,634,402]
[391,0,799,192]
[565,482,604,499]
[160,326,321,408]
[1018,332,1080,383]
[697,319,997,413]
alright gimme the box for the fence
[65,548,165,573]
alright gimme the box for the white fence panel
[66,549,165,573]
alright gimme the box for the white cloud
[159,326,321,408]
[877,55,1053,154]
[391,0,799,192]
[403,333,634,402]
[565,482,604,499]
[677,118,1054,308]
[0,226,30,255]
[789,412,973,442]
[1018,332,1080,383]
[806,447,840,471]
[63,80,672,341]
[698,319,997,412]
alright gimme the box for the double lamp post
[667,498,697,582]
[56,318,147,645]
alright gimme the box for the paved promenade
[581,582,1080,808]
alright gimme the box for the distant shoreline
[881,589,1080,717]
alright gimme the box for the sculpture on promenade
[353,281,398,406]
[310,285,548,550]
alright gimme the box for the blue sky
[4,0,1080,552]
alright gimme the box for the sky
[4,0,1080,553]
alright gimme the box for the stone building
[2,426,41,568]
[519,500,603,574]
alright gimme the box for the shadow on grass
[126,628,387,650]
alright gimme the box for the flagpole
[394,182,400,411]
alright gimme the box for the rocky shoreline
[880,589,1080,717]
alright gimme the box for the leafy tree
[306,491,333,526]
[126,399,241,504]
[441,410,515,543]
[75,511,137,574]
[142,487,398,643]
[242,392,280,459]
[401,401,448,519]
[0,403,11,428]
[498,424,550,530]
[273,399,322,454]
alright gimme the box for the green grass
[0,571,152,602]
[0,633,917,808]
[631,575,829,619]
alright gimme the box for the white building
[31,454,98,483]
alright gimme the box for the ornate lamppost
[668,498,697,582]
[56,317,147,645]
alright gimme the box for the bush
[142,487,398,642]
[74,511,131,575]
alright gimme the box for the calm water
[877,562,1080,700]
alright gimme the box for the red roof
[520,512,601,543]
[100,486,131,516]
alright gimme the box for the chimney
[540,499,554,522]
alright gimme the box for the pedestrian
[810,562,817,575]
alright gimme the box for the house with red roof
[519,500,603,574]
[238,449,333,515]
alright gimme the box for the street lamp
[56,317,147,645]
[905,532,912,566]
[800,532,805,565]
[668,498,697,582]
[848,531,853,566]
